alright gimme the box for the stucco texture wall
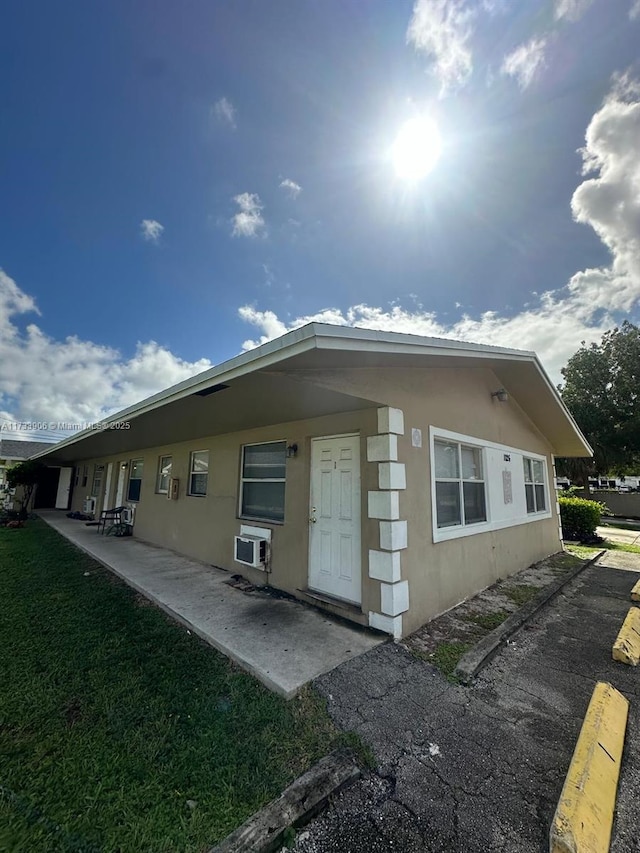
[67,364,563,637]
[69,407,379,625]
[284,366,562,634]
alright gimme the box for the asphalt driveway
[291,556,640,852]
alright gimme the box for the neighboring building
[555,475,640,491]
[32,324,591,639]
[0,439,57,508]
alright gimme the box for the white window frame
[91,464,105,498]
[433,439,487,531]
[430,427,552,543]
[188,450,209,497]
[239,439,287,524]
[127,459,144,503]
[523,456,548,514]
[156,455,172,494]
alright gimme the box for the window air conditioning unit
[83,497,96,514]
[234,535,268,569]
[121,507,135,525]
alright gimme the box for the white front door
[102,462,113,513]
[308,434,361,604]
[55,467,73,509]
[115,463,127,506]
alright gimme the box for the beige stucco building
[34,324,591,639]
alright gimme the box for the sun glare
[392,117,442,181]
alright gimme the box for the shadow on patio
[38,511,382,698]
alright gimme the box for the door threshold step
[298,588,362,614]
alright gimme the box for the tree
[558,322,640,491]
[6,460,47,519]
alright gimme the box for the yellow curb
[612,607,640,666]
[631,578,640,602]
[549,681,628,853]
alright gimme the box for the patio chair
[98,506,131,536]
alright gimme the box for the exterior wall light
[121,461,129,470]
[491,389,509,403]
[286,443,298,458]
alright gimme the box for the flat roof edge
[310,323,536,359]
[32,322,588,460]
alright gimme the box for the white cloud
[231,192,266,238]
[631,0,640,18]
[481,0,508,12]
[0,269,212,429]
[569,72,640,312]
[237,300,610,386]
[238,73,640,385]
[554,0,595,21]
[140,219,164,244]
[279,178,302,199]
[407,0,475,94]
[213,97,237,129]
[501,37,547,89]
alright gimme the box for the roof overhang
[32,323,592,464]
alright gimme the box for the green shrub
[559,496,606,541]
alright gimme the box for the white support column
[552,454,563,543]
[368,406,410,639]
[368,490,400,520]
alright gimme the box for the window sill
[433,510,552,543]
[239,515,284,526]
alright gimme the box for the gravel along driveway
[288,557,640,853]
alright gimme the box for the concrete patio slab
[595,549,640,572]
[38,511,383,699]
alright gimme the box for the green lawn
[565,539,640,559]
[0,521,348,853]
[502,583,543,606]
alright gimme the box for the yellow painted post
[612,607,640,666]
[549,681,628,853]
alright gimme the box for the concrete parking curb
[612,606,640,666]
[207,749,361,853]
[454,551,604,684]
[631,578,640,602]
[549,681,628,853]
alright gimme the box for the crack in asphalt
[290,565,640,853]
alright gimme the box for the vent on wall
[194,383,229,398]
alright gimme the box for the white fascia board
[30,321,590,461]
[31,331,320,460]
[314,327,536,361]
[35,323,534,462]
[313,324,590,456]
[530,359,593,457]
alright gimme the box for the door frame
[54,467,73,510]
[307,432,362,605]
[115,462,127,506]
[102,462,114,513]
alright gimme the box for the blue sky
[1,0,639,440]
